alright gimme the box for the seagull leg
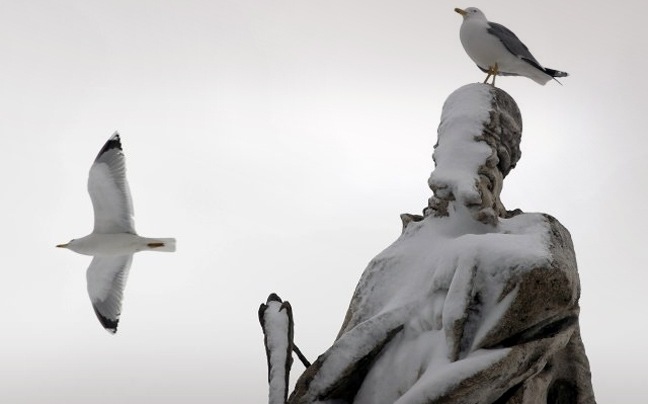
[491,63,499,87]
[483,69,492,84]
[483,64,499,86]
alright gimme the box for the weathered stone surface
[281,84,595,404]
[426,85,522,226]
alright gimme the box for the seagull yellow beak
[56,243,68,248]
[455,8,467,16]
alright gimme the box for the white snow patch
[346,212,550,404]
[428,84,493,206]
[309,305,415,398]
[394,348,511,404]
[264,300,290,404]
[311,84,554,403]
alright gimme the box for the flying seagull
[57,132,176,334]
[455,7,568,86]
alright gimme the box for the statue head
[426,85,523,225]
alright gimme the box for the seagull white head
[56,240,75,249]
[56,239,85,254]
[455,7,486,20]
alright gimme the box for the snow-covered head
[427,84,522,225]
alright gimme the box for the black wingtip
[95,131,123,161]
[93,306,119,334]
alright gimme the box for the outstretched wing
[88,132,136,234]
[86,255,133,334]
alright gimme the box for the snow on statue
[273,84,595,404]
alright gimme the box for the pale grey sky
[1,1,645,402]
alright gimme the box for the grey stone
[283,84,595,404]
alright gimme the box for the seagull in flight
[455,7,568,86]
[57,132,176,334]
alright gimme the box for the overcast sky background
[1,1,645,402]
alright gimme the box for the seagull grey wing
[88,132,136,234]
[487,22,542,67]
[86,255,133,334]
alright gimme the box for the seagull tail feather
[545,67,569,78]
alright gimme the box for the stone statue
[262,84,595,404]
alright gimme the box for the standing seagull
[455,7,568,86]
[57,132,176,334]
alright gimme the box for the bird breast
[71,233,145,256]
[460,21,511,70]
